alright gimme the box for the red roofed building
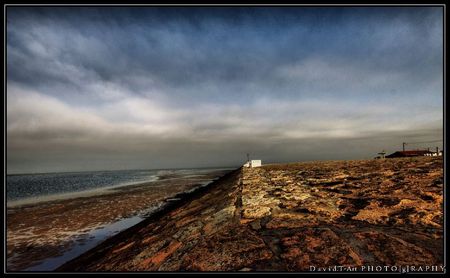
[386,150,433,158]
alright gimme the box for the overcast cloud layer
[6,7,443,174]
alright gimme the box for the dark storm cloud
[7,7,442,100]
[6,7,443,173]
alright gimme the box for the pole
[403,142,406,152]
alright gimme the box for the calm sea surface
[7,168,232,205]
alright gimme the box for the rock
[57,157,444,272]
[250,220,261,230]
[140,240,182,270]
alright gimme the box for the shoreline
[7,168,233,271]
[56,167,241,271]
[7,177,161,208]
[56,157,443,272]
[7,167,235,208]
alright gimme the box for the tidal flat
[7,169,230,271]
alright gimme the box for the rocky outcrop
[57,157,444,272]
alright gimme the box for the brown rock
[56,157,443,272]
[140,240,182,270]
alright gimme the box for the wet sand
[6,169,231,271]
[57,157,443,272]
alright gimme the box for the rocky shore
[57,157,444,272]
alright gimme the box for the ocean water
[6,168,232,206]
[7,167,234,271]
[23,214,146,271]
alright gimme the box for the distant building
[386,150,433,158]
[377,150,386,159]
[244,160,262,168]
[424,150,443,157]
[250,160,262,167]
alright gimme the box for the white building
[424,150,443,157]
[244,160,262,168]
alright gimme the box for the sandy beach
[6,169,231,271]
[57,157,443,272]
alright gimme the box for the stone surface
[57,157,444,272]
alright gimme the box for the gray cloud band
[6,7,443,173]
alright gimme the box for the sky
[6,7,444,174]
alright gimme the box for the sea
[6,167,233,207]
[6,167,234,271]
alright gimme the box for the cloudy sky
[6,7,443,174]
